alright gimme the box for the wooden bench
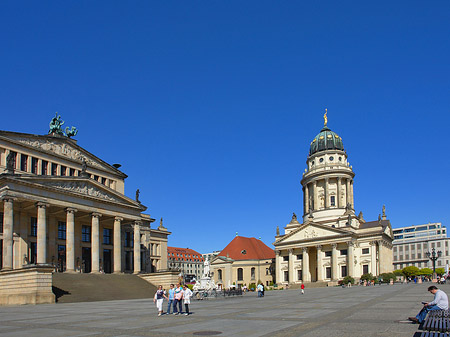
[418,332,450,337]
[423,310,450,333]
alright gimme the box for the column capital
[302,247,309,253]
[114,216,124,222]
[347,241,355,247]
[65,207,78,214]
[316,245,322,250]
[36,202,50,209]
[275,250,281,256]
[1,196,15,203]
[288,248,293,254]
[91,212,102,218]
[331,243,337,249]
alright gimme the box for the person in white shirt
[409,286,449,323]
[183,285,193,316]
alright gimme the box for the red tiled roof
[217,236,275,261]
[167,247,204,262]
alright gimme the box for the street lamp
[426,248,442,279]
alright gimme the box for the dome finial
[323,108,328,126]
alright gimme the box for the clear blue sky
[1,1,449,253]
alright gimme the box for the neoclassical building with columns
[0,117,169,275]
[274,114,393,285]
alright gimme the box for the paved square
[0,283,447,336]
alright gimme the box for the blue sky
[1,1,449,253]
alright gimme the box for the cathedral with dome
[273,111,393,285]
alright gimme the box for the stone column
[350,180,354,208]
[302,247,310,282]
[313,181,318,211]
[65,208,77,272]
[304,184,309,214]
[370,241,377,276]
[288,248,294,283]
[2,198,14,270]
[91,213,102,273]
[331,243,338,280]
[346,179,351,206]
[316,245,323,281]
[324,178,329,208]
[113,217,123,273]
[275,250,281,284]
[337,177,341,208]
[133,221,141,274]
[36,202,49,265]
[347,241,355,278]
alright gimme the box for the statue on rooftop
[276,226,280,236]
[135,189,140,203]
[49,113,65,135]
[324,108,328,126]
[65,126,78,138]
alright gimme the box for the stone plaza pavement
[1,283,448,337]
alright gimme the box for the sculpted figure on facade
[6,152,15,173]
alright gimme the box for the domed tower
[301,110,355,224]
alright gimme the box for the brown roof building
[211,236,275,289]
[168,247,204,280]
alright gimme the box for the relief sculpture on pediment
[45,181,117,201]
[15,138,102,168]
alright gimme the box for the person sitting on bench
[409,285,449,323]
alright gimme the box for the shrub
[419,268,433,276]
[342,276,355,285]
[360,273,374,282]
[402,266,420,278]
[269,281,274,286]
[393,269,404,276]
[248,283,256,291]
[186,284,194,291]
[380,273,396,283]
[436,268,445,276]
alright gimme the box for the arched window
[218,269,222,280]
[237,268,243,281]
[251,267,255,280]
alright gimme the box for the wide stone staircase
[287,281,330,289]
[52,273,157,303]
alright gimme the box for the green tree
[436,268,445,276]
[419,268,433,276]
[380,273,396,283]
[342,276,355,285]
[402,266,420,278]
[393,269,404,276]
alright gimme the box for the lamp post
[426,248,442,279]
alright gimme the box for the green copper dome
[309,126,344,156]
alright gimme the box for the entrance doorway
[82,247,91,273]
[125,251,133,272]
[103,249,112,274]
[57,245,66,272]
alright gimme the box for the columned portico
[2,198,14,270]
[113,216,123,273]
[133,221,141,274]
[65,208,77,272]
[288,248,294,283]
[275,250,281,283]
[91,212,102,273]
[347,241,355,277]
[331,243,338,280]
[370,241,377,275]
[36,202,49,265]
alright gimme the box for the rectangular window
[340,249,347,256]
[325,251,332,257]
[326,267,331,279]
[60,166,66,176]
[284,270,289,282]
[30,217,37,237]
[362,248,369,254]
[82,225,91,242]
[31,157,38,174]
[101,177,106,185]
[341,265,347,277]
[296,254,303,260]
[418,253,421,259]
[437,242,441,248]
[283,256,289,262]
[125,232,133,248]
[51,163,58,176]
[103,228,112,245]
[363,264,369,274]
[393,247,397,253]
[298,270,302,281]
[0,212,3,233]
[20,154,28,171]
[57,221,66,240]
[29,241,37,264]
[9,151,17,169]
[330,196,335,206]
[41,160,48,175]
[69,168,75,176]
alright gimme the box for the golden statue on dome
[323,108,328,126]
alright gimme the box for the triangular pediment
[11,176,144,209]
[275,222,352,245]
[0,131,125,177]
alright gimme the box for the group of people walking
[153,283,193,316]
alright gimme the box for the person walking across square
[183,285,193,315]
[166,284,175,315]
[153,285,168,317]
[173,283,184,315]
[301,283,305,294]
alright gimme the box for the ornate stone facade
[0,128,170,275]
[274,115,393,285]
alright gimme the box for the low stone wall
[0,265,55,306]
[139,271,180,290]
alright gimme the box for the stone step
[286,281,330,289]
[52,273,157,303]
